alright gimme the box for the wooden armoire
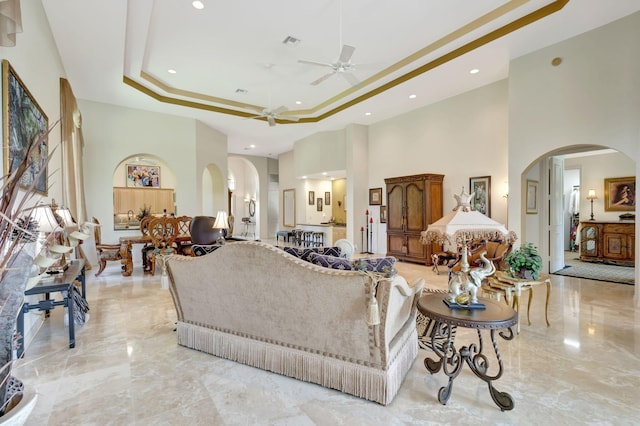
[385,173,444,265]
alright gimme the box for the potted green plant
[504,242,542,280]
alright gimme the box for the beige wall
[508,12,639,302]
[79,100,197,243]
[565,152,636,223]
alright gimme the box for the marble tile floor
[13,252,640,425]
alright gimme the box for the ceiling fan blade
[338,44,356,63]
[341,72,360,87]
[267,116,276,127]
[298,59,333,68]
[310,72,335,86]
[275,115,300,122]
[272,105,288,115]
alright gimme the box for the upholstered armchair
[93,217,123,276]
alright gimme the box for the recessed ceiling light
[167,69,176,74]
[302,176,307,179]
[409,94,417,99]
[365,112,372,116]
[295,100,302,105]
[470,68,480,74]
[322,172,327,176]
[192,1,204,10]
[250,144,256,149]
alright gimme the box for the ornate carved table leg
[463,328,516,411]
[120,242,133,276]
[424,321,463,405]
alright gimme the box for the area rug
[552,256,635,285]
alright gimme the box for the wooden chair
[146,216,179,276]
[93,217,123,276]
[448,240,512,275]
[174,215,193,255]
[140,216,155,273]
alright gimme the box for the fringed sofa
[166,241,424,405]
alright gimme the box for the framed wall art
[526,179,539,214]
[604,176,635,211]
[126,164,160,187]
[369,187,382,205]
[2,60,49,195]
[325,191,331,206]
[308,190,315,205]
[469,176,491,216]
[380,206,387,223]
[316,197,323,212]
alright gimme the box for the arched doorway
[228,156,260,239]
[520,145,635,282]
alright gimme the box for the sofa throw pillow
[353,257,398,275]
[309,252,354,271]
[279,246,341,262]
[192,244,222,256]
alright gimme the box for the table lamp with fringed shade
[421,188,517,307]
[213,211,229,243]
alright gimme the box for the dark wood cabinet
[385,173,444,265]
[580,221,635,266]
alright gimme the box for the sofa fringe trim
[176,321,418,405]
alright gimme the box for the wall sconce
[586,189,597,220]
[502,182,509,199]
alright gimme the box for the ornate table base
[424,323,515,411]
[418,294,517,411]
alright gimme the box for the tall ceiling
[42,0,640,158]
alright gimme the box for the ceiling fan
[298,0,360,87]
[298,44,360,87]
[247,106,300,127]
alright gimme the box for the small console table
[418,293,517,411]
[16,259,86,358]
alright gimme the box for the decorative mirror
[283,189,295,227]
[249,199,256,217]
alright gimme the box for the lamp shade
[213,211,229,229]
[56,207,75,226]
[31,204,61,234]
[587,189,597,200]
[421,189,517,246]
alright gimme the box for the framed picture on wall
[380,206,387,223]
[325,191,331,205]
[526,179,539,214]
[308,190,315,205]
[369,188,382,205]
[127,165,160,187]
[316,197,323,211]
[469,176,491,216]
[604,176,635,211]
[3,60,49,195]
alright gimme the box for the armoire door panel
[387,185,405,232]
[405,182,425,232]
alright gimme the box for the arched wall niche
[112,154,177,229]
[201,163,225,217]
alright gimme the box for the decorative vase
[518,268,534,280]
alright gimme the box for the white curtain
[60,78,88,224]
[0,0,21,46]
